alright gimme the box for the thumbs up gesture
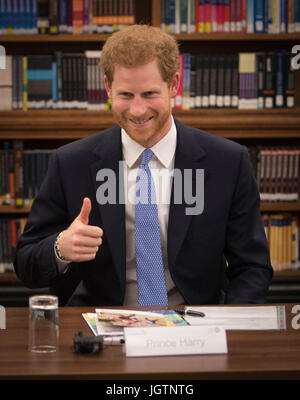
[57,197,103,262]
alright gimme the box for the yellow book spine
[198,22,204,32]
[286,215,292,270]
[291,215,297,269]
[269,215,276,270]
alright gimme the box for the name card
[124,326,227,357]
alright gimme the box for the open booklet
[82,308,188,337]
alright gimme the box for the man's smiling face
[104,59,179,148]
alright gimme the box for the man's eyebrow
[116,90,133,95]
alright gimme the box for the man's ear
[169,71,180,98]
[104,75,112,98]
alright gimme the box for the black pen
[174,309,206,318]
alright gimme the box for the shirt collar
[121,116,177,168]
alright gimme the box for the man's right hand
[58,197,103,262]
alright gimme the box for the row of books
[0,49,295,111]
[0,141,298,209]
[0,0,135,35]
[1,213,300,273]
[248,146,300,202]
[0,213,299,273]
[0,141,51,207]
[0,51,109,110]
[0,217,27,273]
[259,148,299,202]
[263,213,300,271]
[161,0,300,34]
[174,50,295,110]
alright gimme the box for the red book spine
[204,0,211,32]
[217,0,224,32]
[72,0,84,34]
[211,0,218,32]
[197,0,205,32]
[223,0,230,31]
[241,0,247,32]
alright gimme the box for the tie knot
[141,149,153,167]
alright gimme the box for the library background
[0,0,299,306]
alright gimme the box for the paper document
[183,305,286,330]
[82,309,187,337]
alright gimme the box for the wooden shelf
[0,33,111,42]
[0,108,299,139]
[1,270,300,284]
[0,203,298,214]
[1,32,300,42]
[0,110,114,139]
[260,202,300,212]
[273,270,300,281]
[174,108,300,138]
[0,205,31,213]
[173,33,300,41]
[0,272,20,283]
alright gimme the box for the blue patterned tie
[135,149,168,306]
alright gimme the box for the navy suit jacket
[14,119,273,306]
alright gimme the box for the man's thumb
[77,197,91,225]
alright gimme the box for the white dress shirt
[122,116,184,306]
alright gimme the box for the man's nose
[129,96,148,117]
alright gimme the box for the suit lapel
[168,120,207,271]
[90,126,126,294]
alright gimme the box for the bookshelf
[0,0,299,304]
